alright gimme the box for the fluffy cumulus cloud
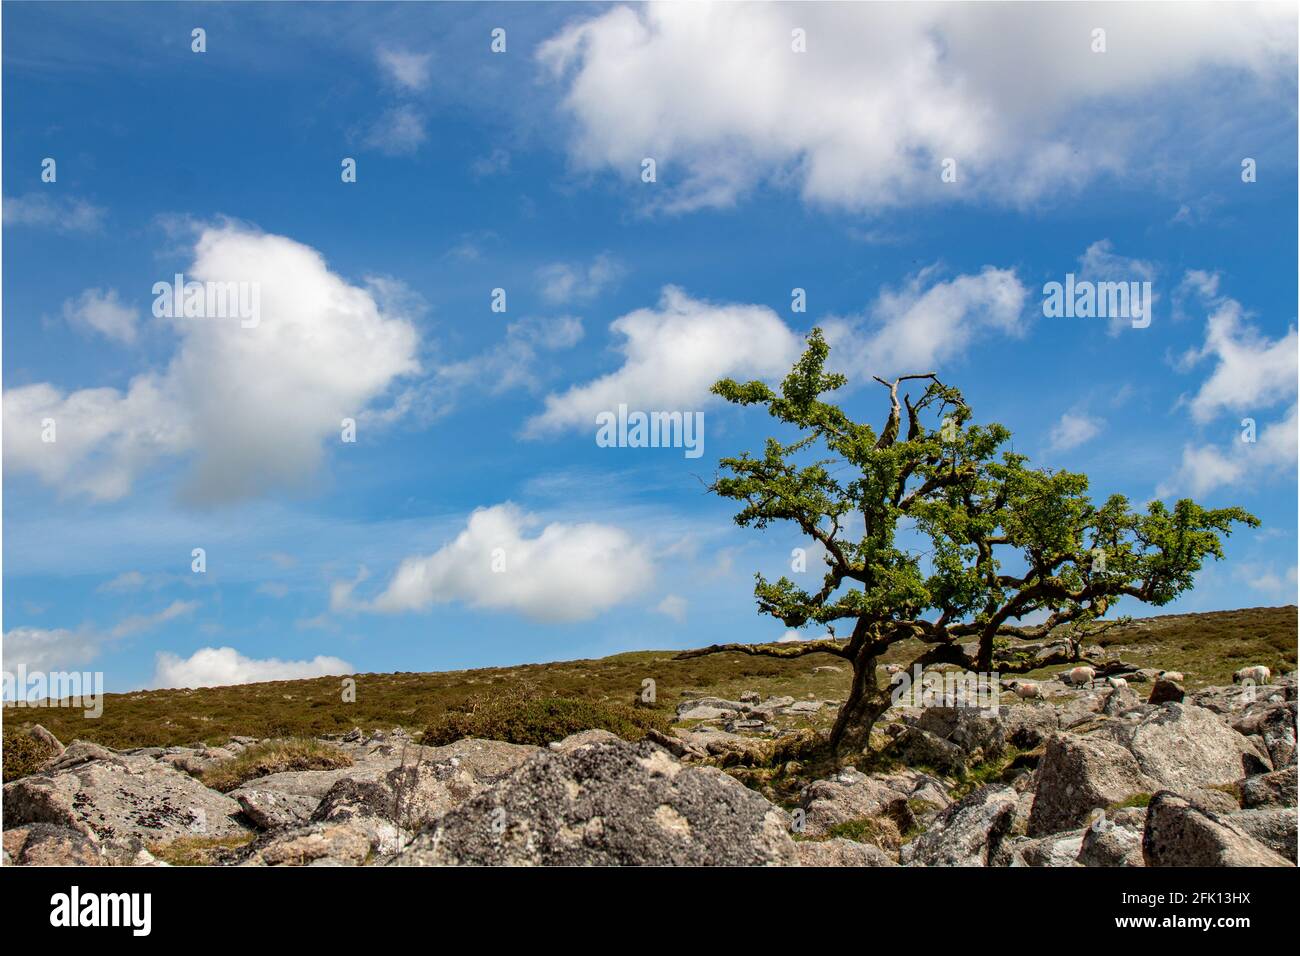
[3,223,420,503]
[1158,275,1297,497]
[2,626,101,673]
[1177,286,1298,425]
[62,288,139,343]
[823,266,1027,379]
[1159,404,1297,498]
[525,286,802,434]
[365,504,653,622]
[152,646,355,690]
[538,2,1293,212]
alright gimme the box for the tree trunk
[828,642,892,761]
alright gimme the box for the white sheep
[1065,665,1096,687]
[1159,670,1185,682]
[1011,680,1044,700]
[883,663,905,676]
[1105,676,1128,690]
[1233,665,1272,685]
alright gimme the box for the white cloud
[525,286,802,435]
[62,288,139,344]
[1158,276,1297,497]
[365,503,653,622]
[257,582,290,599]
[1158,404,1297,497]
[4,222,421,503]
[1177,280,1297,423]
[2,626,100,673]
[823,266,1027,379]
[365,105,428,155]
[537,253,625,305]
[1048,412,1103,452]
[539,3,1293,213]
[152,646,355,689]
[376,48,432,91]
[110,599,199,639]
[655,594,687,623]
[4,193,105,233]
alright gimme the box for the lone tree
[677,330,1257,759]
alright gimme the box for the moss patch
[147,834,255,866]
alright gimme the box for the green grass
[3,605,1293,752]
[198,738,353,793]
[1107,792,1153,811]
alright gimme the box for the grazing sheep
[1065,665,1096,687]
[1158,670,1185,682]
[1011,680,1044,700]
[883,663,905,676]
[1233,665,1272,685]
[1105,676,1128,690]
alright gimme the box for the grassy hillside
[4,605,1295,751]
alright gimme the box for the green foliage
[711,328,1259,651]
[2,729,60,782]
[422,691,670,747]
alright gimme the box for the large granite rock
[1142,791,1291,866]
[1029,733,1153,836]
[390,740,797,866]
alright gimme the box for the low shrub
[422,693,669,747]
[2,728,61,783]
[199,738,353,792]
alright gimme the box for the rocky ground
[3,665,1296,866]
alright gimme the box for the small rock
[1241,766,1297,809]
[796,838,896,866]
[1148,678,1185,705]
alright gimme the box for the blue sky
[3,2,1297,693]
